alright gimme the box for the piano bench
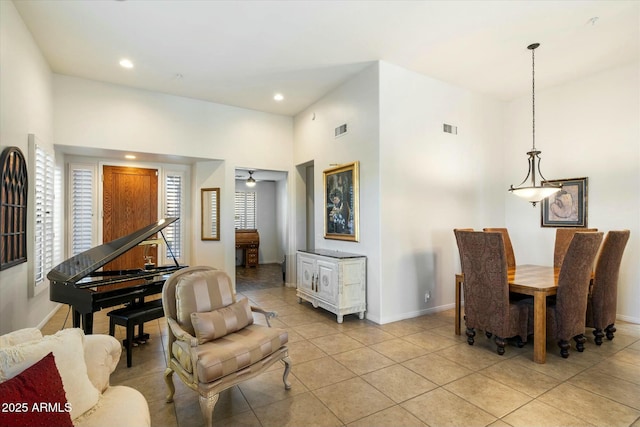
[107,299,164,368]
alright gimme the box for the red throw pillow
[0,352,73,427]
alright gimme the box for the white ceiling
[13,0,639,117]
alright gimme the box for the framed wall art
[1,146,28,271]
[541,177,588,228]
[323,161,359,241]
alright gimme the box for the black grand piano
[48,217,186,334]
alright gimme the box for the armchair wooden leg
[282,356,292,390]
[605,324,616,341]
[164,368,176,403]
[593,328,605,346]
[199,393,219,427]
[574,334,586,352]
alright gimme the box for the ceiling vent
[335,123,348,138]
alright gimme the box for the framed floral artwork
[541,177,588,227]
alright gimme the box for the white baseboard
[37,303,64,330]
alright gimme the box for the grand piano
[48,217,186,334]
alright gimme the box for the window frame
[28,135,59,297]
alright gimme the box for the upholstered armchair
[483,228,516,270]
[545,232,603,358]
[456,230,530,355]
[586,230,630,345]
[554,227,598,269]
[162,266,291,427]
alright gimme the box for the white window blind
[70,166,95,256]
[164,174,183,259]
[235,191,256,229]
[34,144,55,284]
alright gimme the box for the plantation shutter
[34,144,55,284]
[70,167,94,256]
[165,174,182,258]
[234,191,256,229]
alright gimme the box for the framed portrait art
[541,177,588,228]
[323,161,359,241]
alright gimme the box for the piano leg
[81,313,94,335]
[72,309,81,329]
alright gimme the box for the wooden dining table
[454,264,559,364]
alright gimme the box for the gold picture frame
[201,187,220,240]
[541,177,588,228]
[323,161,359,242]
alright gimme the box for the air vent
[335,123,348,138]
[443,124,458,135]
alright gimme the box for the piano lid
[47,217,179,284]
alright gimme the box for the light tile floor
[41,278,640,427]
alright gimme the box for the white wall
[193,160,225,268]
[52,75,294,281]
[0,1,58,333]
[505,62,640,322]
[293,63,382,321]
[378,61,505,323]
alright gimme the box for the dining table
[454,264,559,364]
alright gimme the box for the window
[235,191,256,229]
[164,172,183,261]
[31,138,56,287]
[69,165,96,256]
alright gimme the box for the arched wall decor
[0,146,28,270]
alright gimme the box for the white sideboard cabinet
[296,249,366,323]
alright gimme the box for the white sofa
[0,327,150,427]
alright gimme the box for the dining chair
[544,232,603,358]
[585,230,630,345]
[457,230,530,355]
[454,228,474,265]
[553,227,598,269]
[483,228,516,270]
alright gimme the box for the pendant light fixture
[508,43,561,206]
[246,170,256,187]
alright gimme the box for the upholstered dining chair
[586,230,630,345]
[554,227,598,269]
[483,228,516,270]
[543,232,603,358]
[457,230,530,355]
[454,228,474,267]
[162,266,291,427]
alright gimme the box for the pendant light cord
[531,46,536,151]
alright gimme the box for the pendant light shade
[508,43,561,206]
[246,170,256,187]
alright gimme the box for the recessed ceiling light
[119,58,134,69]
[125,154,136,159]
[274,93,284,101]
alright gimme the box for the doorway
[102,165,158,275]
[234,168,288,292]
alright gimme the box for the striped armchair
[162,266,291,427]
